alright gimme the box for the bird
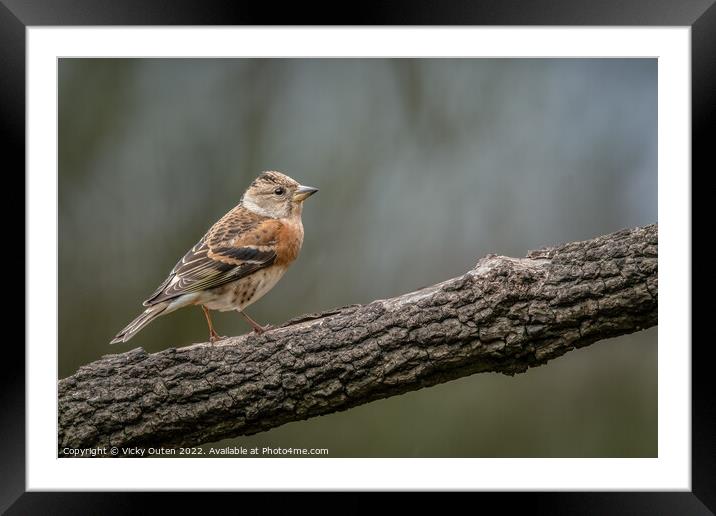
[110,170,318,344]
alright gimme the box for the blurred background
[59,58,657,457]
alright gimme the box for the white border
[27,27,691,491]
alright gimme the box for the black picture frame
[7,0,711,512]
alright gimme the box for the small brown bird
[111,171,318,344]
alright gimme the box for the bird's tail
[110,302,169,344]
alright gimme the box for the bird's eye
[274,187,285,196]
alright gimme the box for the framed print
[7,0,712,511]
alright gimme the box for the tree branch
[58,224,657,455]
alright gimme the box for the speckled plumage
[197,265,289,312]
[111,171,317,344]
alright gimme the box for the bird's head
[241,170,318,219]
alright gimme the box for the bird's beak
[293,185,319,202]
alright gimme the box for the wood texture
[58,224,657,455]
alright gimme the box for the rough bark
[58,224,657,455]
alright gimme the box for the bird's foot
[238,310,272,335]
[209,331,227,343]
[251,324,272,335]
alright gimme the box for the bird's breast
[274,218,304,266]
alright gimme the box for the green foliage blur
[59,58,657,457]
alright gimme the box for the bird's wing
[143,208,280,306]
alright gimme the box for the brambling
[111,171,318,344]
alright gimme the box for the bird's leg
[238,310,272,334]
[201,305,225,343]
